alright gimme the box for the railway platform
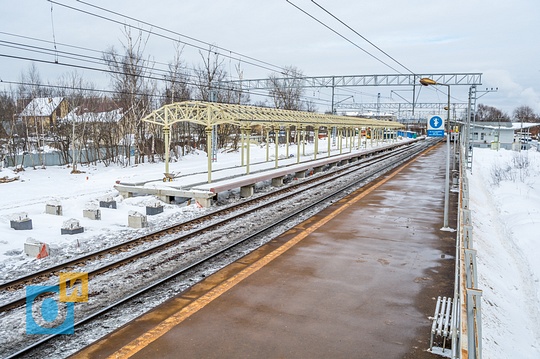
[113,139,416,207]
[72,143,456,359]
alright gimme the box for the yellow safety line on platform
[107,149,426,359]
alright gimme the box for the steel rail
[0,140,417,293]
[4,139,437,359]
[0,141,418,312]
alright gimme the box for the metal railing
[453,145,483,359]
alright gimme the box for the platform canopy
[141,100,404,129]
[142,101,404,183]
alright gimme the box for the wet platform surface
[73,143,456,359]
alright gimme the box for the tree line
[474,103,539,123]
[0,29,310,169]
[1,29,538,169]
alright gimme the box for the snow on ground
[469,146,540,359]
[0,139,340,270]
[0,139,539,358]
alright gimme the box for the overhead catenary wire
[285,1,466,105]
[310,0,416,75]
[285,0,404,74]
[48,0,287,75]
[0,3,454,112]
[0,31,240,88]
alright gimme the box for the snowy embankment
[470,147,540,359]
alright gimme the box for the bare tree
[195,47,227,102]
[162,42,193,159]
[103,27,156,165]
[268,66,306,110]
[163,42,192,105]
[513,105,538,122]
[475,104,510,122]
[0,90,16,169]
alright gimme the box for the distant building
[470,122,540,150]
[18,97,68,129]
[470,122,514,149]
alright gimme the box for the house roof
[472,122,540,131]
[19,97,64,117]
[62,108,124,123]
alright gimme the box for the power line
[285,0,404,74]
[49,0,287,75]
[0,33,335,108]
[310,0,416,75]
[0,31,242,87]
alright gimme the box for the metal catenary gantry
[224,73,482,89]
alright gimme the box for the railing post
[466,288,483,359]
[465,249,478,289]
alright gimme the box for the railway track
[0,138,438,358]
[0,139,421,296]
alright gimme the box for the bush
[490,153,530,186]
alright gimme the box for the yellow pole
[206,127,212,183]
[274,127,279,168]
[164,126,170,176]
[314,126,319,160]
[246,127,251,174]
[296,125,301,163]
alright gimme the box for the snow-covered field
[0,140,539,358]
[470,146,540,359]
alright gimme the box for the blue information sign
[427,115,445,137]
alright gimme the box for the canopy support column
[163,125,170,177]
[265,126,270,162]
[314,126,320,160]
[327,126,331,157]
[241,127,245,166]
[274,126,279,168]
[245,126,252,175]
[296,125,302,163]
[339,127,343,154]
[206,127,212,183]
[349,127,353,153]
[286,126,291,158]
[302,126,306,156]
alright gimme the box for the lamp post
[420,77,451,229]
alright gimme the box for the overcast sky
[1,0,539,117]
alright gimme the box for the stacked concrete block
[46,201,63,216]
[128,211,148,228]
[83,204,101,220]
[61,218,84,235]
[10,212,33,230]
[24,238,49,258]
[99,196,117,209]
[146,202,164,215]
